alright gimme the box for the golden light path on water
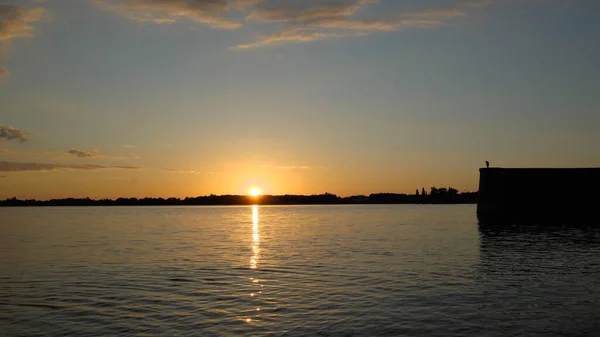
[250,205,260,269]
[247,205,262,323]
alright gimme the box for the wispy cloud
[123,144,136,149]
[233,28,364,50]
[0,149,7,154]
[0,3,47,79]
[275,165,312,170]
[64,149,139,161]
[93,0,498,49]
[0,4,46,40]
[235,0,496,49]
[0,124,29,142]
[94,0,242,29]
[0,160,141,173]
[244,0,374,23]
[67,149,98,158]
[164,168,203,174]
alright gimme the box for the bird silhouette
[486,161,490,168]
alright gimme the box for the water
[1,205,599,336]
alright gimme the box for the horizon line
[1,188,478,203]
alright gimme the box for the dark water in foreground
[1,205,599,336]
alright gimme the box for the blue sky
[1,0,599,198]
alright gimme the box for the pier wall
[477,168,600,223]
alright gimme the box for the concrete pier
[477,167,600,223]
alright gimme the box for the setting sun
[248,187,262,197]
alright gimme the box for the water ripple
[1,205,599,336]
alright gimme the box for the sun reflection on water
[246,205,262,324]
[250,205,260,270]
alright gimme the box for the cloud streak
[244,0,375,23]
[0,160,141,173]
[0,124,29,142]
[0,4,46,41]
[94,0,242,29]
[233,28,364,50]
[93,0,498,49]
[68,149,98,158]
[0,3,47,79]
[164,168,203,175]
[236,0,496,49]
[275,165,312,170]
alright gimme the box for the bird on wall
[486,161,490,168]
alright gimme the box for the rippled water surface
[1,205,599,336]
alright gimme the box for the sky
[1,0,599,199]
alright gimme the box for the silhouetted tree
[0,188,479,207]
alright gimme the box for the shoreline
[1,191,478,207]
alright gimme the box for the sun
[248,187,262,197]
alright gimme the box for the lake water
[1,205,599,336]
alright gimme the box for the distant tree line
[0,187,477,206]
